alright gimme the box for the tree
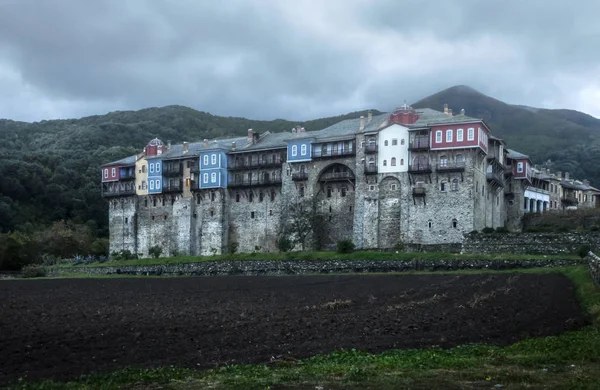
[280,198,325,251]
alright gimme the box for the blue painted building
[286,138,313,162]
[199,150,227,189]
[147,158,162,194]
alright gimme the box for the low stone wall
[48,257,586,277]
[462,232,600,255]
[588,252,600,285]
[404,243,462,253]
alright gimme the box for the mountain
[412,85,600,184]
[0,106,381,235]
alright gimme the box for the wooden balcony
[486,171,505,188]
[229,159,284,171]
[364,164,378,175]
[312,149,355,159]
[408,138,430,151]
[163,180,183,193]
[561,195,579,206]
[436,161,466,172]
[119,171,136,180]
[101,183,136,197]
[292,172,308,181]
[412,187,426,197]
[319,171,355,182]
[162,164,182,177]
[364,144,378,154]
[408,163,432,174]
[229,177,283,188]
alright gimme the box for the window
[210,210,214,217]
[451,179,459,191]
[341,187,347,197]
[269,209,273,216]
[153,198,157,207]
[452,219,458,228]
[468,128,475,141]
[145,199,148,207]
[259,192,264,202]
[383,160,387,166]
[391,157,396,166]
[301,144,307,155]
[446,129,453,142]
[149,163,154,173]
[400,158,404,165]
[436,131,442,143]
[457,128,464,142]
[439,155,448,167]
[440,181,447,192]
[156,164,160,173]
[236,193,240,202]
[196,195,200,204]
[270,191,276,201]
[211,172,217,182]
[517,162,524,173]
[104,169,108,178]
[211,154,217,165]
[384,140,389,146]
[203,173,209,183]
[292,145,298,156]
[327,187,332,198]
[456,154,465,163]
[150,180,155,190]
[142,180,147,190]
[369,185,375,191]
[203,155,209,165]
[391,184,397,190]
[249,192,253,202]
[497,196,500,205]
[250,211,255,219]
[299,186,305,197]
[392,139,398,146]
[428,221,432,229]
[401,139,405,145]
[112,168,116,176]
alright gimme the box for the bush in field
[148,245,163,259]
[337,239,355,254]
[228,241,239,254]
[577,245,591,258]
[21,265,46,278]
[481,227,495,233]
[111,250,137,261]
[495,227,510,233]
[276,236,293,253]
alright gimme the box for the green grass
[8,265,600,389]
[55,251,581,268]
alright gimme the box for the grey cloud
[0,0,598,122]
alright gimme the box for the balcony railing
[561,195,579,206]
[163,180,183,193]
[292,172,308,181]
[486,171,505,187]
[364,164,378,175]
[312,149,355,159]
[229,158,284,170]
[119,170,136,180]
[163,164,182,177]
[229,177,283,188]
[408,138,430,151]
[319,171,355,181]
[436,161,466,172]
[412,187,426,197]
[101,183,136,197]
[364,144,378,153]
[408,163,432,174]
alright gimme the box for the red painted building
[101,165,120,182]
[429,122,489,153]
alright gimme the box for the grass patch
[54,251,581,268]
[8,266,600,390]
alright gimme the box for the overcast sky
[1,0,599,122]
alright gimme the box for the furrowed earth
[0,274,588,385]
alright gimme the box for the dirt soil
[0,273,588,385]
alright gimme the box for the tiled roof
[103,154,138,166]
[506,149,529,159]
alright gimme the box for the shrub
[228,241,239,254]
[481,227,495,234]
[495,227,510,233]
[394,241,405,251]
[557,226,570,233]
[590,226,599,232]
[21,265,46,278]
[337,239,355,254]
[148,245,163,259]
[276,236,293,253]
[469,230,479,235]
[577,245,592,258]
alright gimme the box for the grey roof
[237,131,292,152]
[155,136,248,160]
[506,148,530,159]
[103,154,138,167]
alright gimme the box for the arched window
[368,158,375,165]
[383,160,387,166]
[451,178,459,191]
[452,219,458,228]
[400,158,404,165]
[391,157,396,166]
[456,154,465,163]
[428,220,432,229]
[384,140,389,146]
[439,155,448,167]
[401,139,405,145]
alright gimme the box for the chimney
[565,171,570,181]
[299,126,305,134]
[167,140,172,149]
[583,179,590,186]
[183,141,189,153]
[291,127,297,137]
[448,108,453,117]
[359,116,365,132]
[232,141,236,151]
[460,109,465,115]
[443,103,449,115]
[247,129,253,143]
[203,139,209,147]
[253,132,259,144]
[557,171,562,180]
[367,110,372,123]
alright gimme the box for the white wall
[524,189,550,203]
[378,124,409,173]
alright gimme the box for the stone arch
[378,176,402,249]
[316,163,355,182]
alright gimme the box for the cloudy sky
[1,0,599,122]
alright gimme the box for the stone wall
[588,251,600,285]
[523,209,600,231]
[49,256,585,278]
[462,232,600,255]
